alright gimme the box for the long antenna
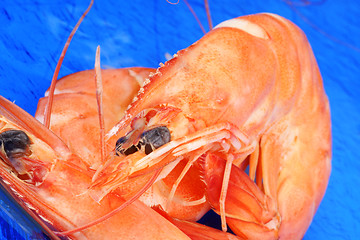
[43,0,94,128]
[285,0,360,52]
[204,0,213,30]
[55,169,161,236]
[94,46,106,163]
[183,0,206,34]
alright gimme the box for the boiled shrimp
[91,13,331,239]
[0,95,191,239]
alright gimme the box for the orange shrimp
[35,66,210,221]
[35,67,154,169]
[90,13,331,239]
[0,1,191,238]
[0,95,191,239]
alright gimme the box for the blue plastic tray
[0,0,359,239]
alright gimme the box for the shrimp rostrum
[92,13,331,239]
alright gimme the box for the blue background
[0,0,359,239]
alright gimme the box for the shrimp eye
[0,130,48,186]
[115,135,140,156]
[115,136,127,151]
[140,126,171,154]
[115,126,171,156]
[0,130,31,158]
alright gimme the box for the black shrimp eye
[0,130,31,158]
[115,135,141,156]
[115,126,171,156]
[123,145,139,156]
[115,136,129,155]
[141,126,171,154]
[115,136,127,149]
[144,144,153,155]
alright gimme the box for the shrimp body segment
[0,75,191,239]
[93,13,331,239]
[35,68,153,168]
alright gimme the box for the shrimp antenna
[43,0,94,128]
[166,0,180,4]
[285,0,360,52]
[54,169,161,236]
[204,0,213,30]
[94,46,106,163]
[183,0,207,34]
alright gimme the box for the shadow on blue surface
[0,184,50,240]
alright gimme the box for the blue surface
[0,0,359,239]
